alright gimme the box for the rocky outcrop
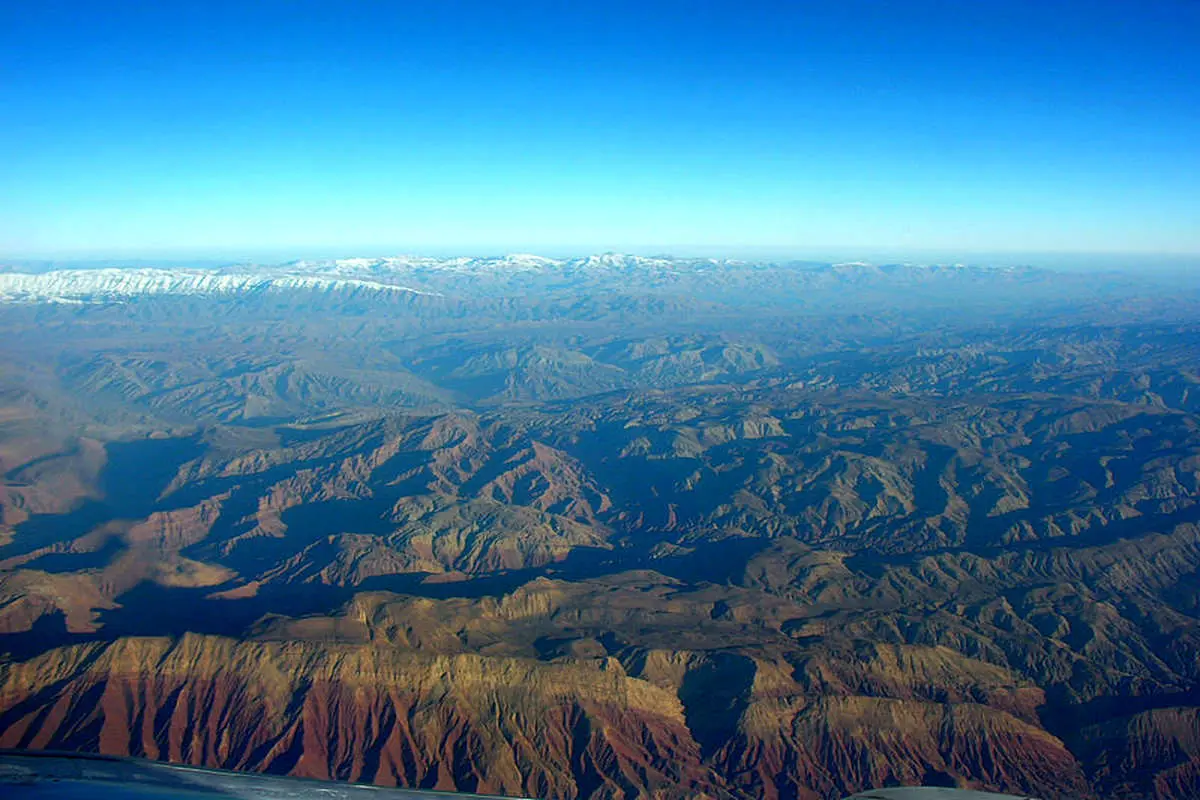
[0,633,1105,800]
[0,635,723,799]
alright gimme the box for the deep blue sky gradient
[2,1,1198,258]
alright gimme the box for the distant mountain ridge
[0,268,433,303]
[3,250,1199,799]
[0,254,1044,304]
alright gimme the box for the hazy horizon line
[2,247,1199,277]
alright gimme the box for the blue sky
[2,1,1198,260]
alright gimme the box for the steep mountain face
[0,635,720,799]
[2,255,1200,799]
[1075,708,1200,798]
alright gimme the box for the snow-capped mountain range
[0,254,1041,305]
[283,252,702,277]
[0,267,437,304]
[0,255,680,300]
[0,254,717,303]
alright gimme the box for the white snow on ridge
[286,253,675,276]
[0,268,434,303]
[574,253,676,271]
[0,255,1034,305]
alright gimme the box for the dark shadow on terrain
[100,437,206,512]
[0,535,776,662]
[1042,686,1200,737]
[0,501,114,560]
[634,535,776,584]
[678,653,756,758]
[0,436,205,560]
[21,538,125,573]
[213,499,399,576]
[845,501,1200,576]
[0,612,77,662]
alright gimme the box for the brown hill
[0,633,1093,800]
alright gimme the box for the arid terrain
[1,255,1199,799]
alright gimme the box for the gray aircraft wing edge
[0,750,533,800]
[1,750,1046,800]
[844,789,1040,800]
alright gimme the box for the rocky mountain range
[1,255,1199,799]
